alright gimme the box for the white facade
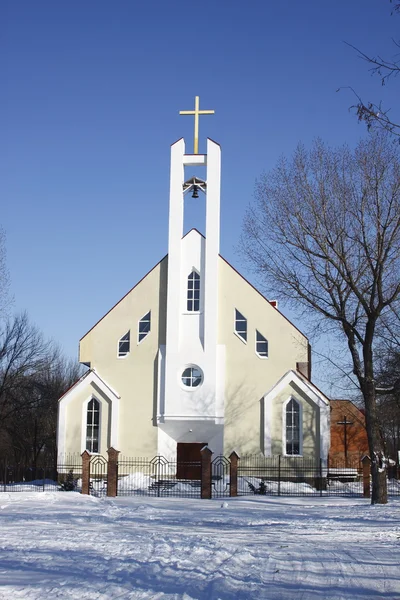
[159,138,224,459]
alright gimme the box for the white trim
[158,415,220,421]
[264,370,329,407]
[282,396,303,457]
[183,154,207,166]
[157,345,166,419]
[262,370,330,461]
[57,369,120,461]
[233,330,247,345]
[263,392,272,456]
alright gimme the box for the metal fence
[89,454,108,497]
[0,454,82,493]
[211,455,231,498]
[237,455,327,497]
[117,455,202,497]
[237,455,400,497]
[1,453,399,498]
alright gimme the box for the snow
[0,493,399,599]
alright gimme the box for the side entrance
[176,442,206,480]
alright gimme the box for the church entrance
[176,442,206,480]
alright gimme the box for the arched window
[285,398,300,455]
[187,270,200,312]
[86,398,100,453]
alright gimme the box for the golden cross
[179,96,215,154]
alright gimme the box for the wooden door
[176,442,206,480]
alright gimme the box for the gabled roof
[262,369,330,460]
[264,369,330,407]
[58,368,121,404]
[79,228,307,343]
[57,368,120,454]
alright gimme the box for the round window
[181,366,203,388]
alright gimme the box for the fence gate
[212,455,230,498]
[90,454,108,496]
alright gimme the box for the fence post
[201,446,213,499]
[156,457,161,498]
[278,455,281,496]
[319,458,322,497]
[229,451,240,497]
[81,450,91,495]
[361,455,371,498]
[107,447,120,497]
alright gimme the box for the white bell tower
[157,97,225,459]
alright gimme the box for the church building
[57,98,330,470]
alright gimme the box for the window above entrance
[187,270,200,312]
[181,366,203,388]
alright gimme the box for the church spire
[179,96,215,154]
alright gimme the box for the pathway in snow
[0,493,398,599]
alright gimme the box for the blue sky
[2,1,399,394]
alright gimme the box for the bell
[192,185,199,199]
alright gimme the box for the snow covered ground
[0,493,399,600]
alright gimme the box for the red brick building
[329,400,369,467]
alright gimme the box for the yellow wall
[75,257,168,458]
[62,253,312,459]
[218,258,309,455]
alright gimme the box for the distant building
[329,400,368,466]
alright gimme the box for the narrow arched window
[286,398,300,455]
[86,398,100,453]
[187,270,200,311]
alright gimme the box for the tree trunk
[363,378,388,504]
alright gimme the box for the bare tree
[343,1,400,138]
[0,313,51,427]
[242,133,400,504]
[0,313,83,466]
